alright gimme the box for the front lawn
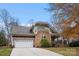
[0,47,12,56]
[45,47,79,56]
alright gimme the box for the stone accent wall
[35,30,52,47]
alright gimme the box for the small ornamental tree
[40,37,50,48]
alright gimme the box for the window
[42,34,46,39]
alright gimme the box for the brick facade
[34,30,52,47]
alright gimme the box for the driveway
[10,48,63,56]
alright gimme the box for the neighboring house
[11,22,55,48]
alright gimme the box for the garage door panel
[14,38,33,48]
[15,42,27,48]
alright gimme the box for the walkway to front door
[10,48,63,56]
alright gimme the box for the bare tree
[9,17,19,26]
[48,3,79,31]
[0,9,11,43]
[47,4,65,33]
[0,9,19,45]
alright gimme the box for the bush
[0,39,8,46]
[40,37,50,48]
[0,30,8,46]
[69,40,79,47]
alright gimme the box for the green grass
[45,47,79,56]
[0,47,12,56]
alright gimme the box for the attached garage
[13,37,34,48]
[14,40,33,48]
[11,26,35,48]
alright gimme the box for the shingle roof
[35,22,49,27]
[11,26,35,36]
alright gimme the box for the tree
[47,4,79,46]
[47,3,66,33]
[0,9,10,33]
[9,17,19,26]
[0,30,8,46]
[48,3,79,32]
[0,9,19,45]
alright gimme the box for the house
[11,22,55,48]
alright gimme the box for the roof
[35,22,49,27]
[34,21,56,32]
[11,26,35,36]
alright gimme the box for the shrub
[0,30,8,46]
[0,39,8,46]
[40,37,50,48]
[69,40,79,47]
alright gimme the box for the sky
[0,3,51,26]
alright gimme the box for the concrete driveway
[11,48,63,56]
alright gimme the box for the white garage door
[14,38,33,48]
